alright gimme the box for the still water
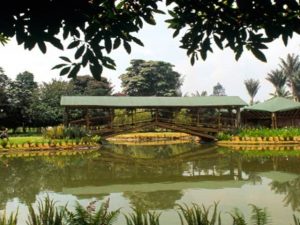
[1,142,300,224]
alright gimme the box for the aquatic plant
[0,211,18,225]
[229,208,247,225]
[176,202,221,225]
[293,215,300,225]
[27,196,65,225]
[65,199,119,225]
[249,204,270,225]
[124,207,161,225]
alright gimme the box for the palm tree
[244,78,260,105]
[279,53,300,101]
[266,69,290,97]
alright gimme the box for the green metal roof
[244,97,300,112]
[60,96,247,108]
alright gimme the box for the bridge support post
[217,109,221,130]
[85,108,90,129]
[197,109,200,126]
[235,107,241,128]
[110,108,114,129]
[64,107,70,127]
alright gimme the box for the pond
[1,142,300,225]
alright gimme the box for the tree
[70,75,113,96]
[0,68,10,122]
[30,79,73,127]
[191,90,207,97]
[244,79,260,105]
[279,54,300,101]
[5,71,38,131]
[120,60,182,96]
[266,69,290,97]
[1,1,300,80]
[212,83,226,96]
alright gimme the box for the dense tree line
[0,60,185,131]
[0,69,112,132]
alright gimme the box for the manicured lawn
[6,136,47,144]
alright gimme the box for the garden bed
[107,132,196,142]
[0,144,99,157]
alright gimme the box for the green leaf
[68,64,80,78]
[90,63,103,80]
[190,54,195,65]
[251,48,267,62]
[113,38,121,49]
[131,37,144,46]
[123,41,131,54]
[48,37,64,50]
[59,66,71,76]
[173,29,180,38]
[200,49,207,60]
[213,35,223,49]
[75,45,85,59]
[38,42,47,53]
[67,40,80,49]
[51,63,67,70]
[282,33,288,46]
[59,56,71,63]
[105,38,112,53]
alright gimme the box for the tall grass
[1,198,299,225]
[177,202,221,225]
[124,207,161,225]
[27,196,65,225]
[0,211,18,225]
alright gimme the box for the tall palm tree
[266,69,290,97]
[279,53,300,101]
[244,78,260,105]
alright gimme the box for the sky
[1,12,300,104]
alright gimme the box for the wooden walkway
[87,117,233,141]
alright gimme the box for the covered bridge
[60,96,247,140]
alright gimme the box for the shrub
[0,140,8,149]
[63,126,88,139]
[42,125,65,139]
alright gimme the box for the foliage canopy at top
[1,0,300,80]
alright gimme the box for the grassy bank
[217,128,300,144]
[0,135,100,151]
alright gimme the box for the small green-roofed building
[243,97,300,112]
[243,97,300,128]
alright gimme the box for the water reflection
[1,143,300,216]
[271,177,300,211]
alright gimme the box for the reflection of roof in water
[63,171,299,196]
[258,171,299,183]
[62,180,247,196]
